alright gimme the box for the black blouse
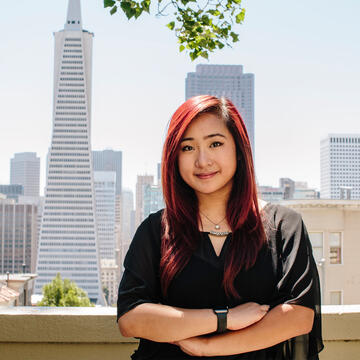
[117,203,323,359]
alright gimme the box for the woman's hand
[173,336,208,357]
[227,302,269,330]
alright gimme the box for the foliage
[38,273,94,307]
[104,0,245,60]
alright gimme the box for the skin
[118,112,314,356]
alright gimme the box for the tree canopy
[104,0,245,60]
[38,273,93,307]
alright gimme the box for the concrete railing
[0,305,359,359]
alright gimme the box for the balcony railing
[0,305,359,359]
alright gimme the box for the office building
[281,199,360,305]
[100,258,118,306]
[185,64,255,153]
[259,178,318,202]
[135,175,154,227]
[92,150,122,195]
[10,153,40,197]
[321,134,360,199]
[34,0,104,305]
[143,184,165,219]
[94,171,116,260]
[0,197,38,274]
[0,184,24,201]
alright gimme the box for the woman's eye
[210,141,223,148]
[181,145,193,152]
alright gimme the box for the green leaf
[236,10,245,24]
[121,2,136,19]
[208,9,220,16]
[110,5,117,15]
[167,21,175,30]
[179,45,185,52]
[200,51,209,59]
[104,0,116,8]
[141,0,151,13]
[230,31,239,42]
[134,7,143,19]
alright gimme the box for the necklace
[208,230,231,237]
[200,211,226,230]
[200,211,230,237]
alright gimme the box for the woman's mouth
[195,171,218,179]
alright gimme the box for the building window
[330,290,342,305]
[329,232,342,264]
[309,232,323,262]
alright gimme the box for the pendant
[215,225,220,230]
[209,230,231,237]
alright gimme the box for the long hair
[160,95,266,299]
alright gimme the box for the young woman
[117,95,323,359]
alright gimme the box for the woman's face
[178,112,237,200]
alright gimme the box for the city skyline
[1,0,359,195]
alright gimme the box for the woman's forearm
[118,302,217,342]
[204,304,314,356]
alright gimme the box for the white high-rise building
[10,152,40,197]
[320,134,360,199]
[94,171,116,261]
[34,0,104,304]
[185,64,255,153]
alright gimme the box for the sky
[1,0,359,195]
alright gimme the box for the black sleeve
[117,212,162,322]
[274,207,324,358]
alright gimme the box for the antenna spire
[64,0,82,30]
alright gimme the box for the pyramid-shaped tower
[35,0,104,305]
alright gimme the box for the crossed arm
[118,301,314,357]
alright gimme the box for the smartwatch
[213,307,228,333]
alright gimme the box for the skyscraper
[143,184,165,219]
[34,0,104,304]
[94,171,116,261]
[135,175,154,227]
[92,150,122,195]
[185,64,255,153]
[321,134,360,199]
[10,152,40,197]
[0,184,24,201]
[0,197,38,274]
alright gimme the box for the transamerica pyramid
[35,0,105,305]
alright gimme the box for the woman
[117,95,323,359]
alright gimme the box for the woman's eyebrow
[204,133,226,139]
[180,133,226,143]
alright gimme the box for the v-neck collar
[202,232,231,260]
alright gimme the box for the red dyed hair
[160,95,266,299]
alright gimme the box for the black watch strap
[213,308,228,333]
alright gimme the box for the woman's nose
[195,149,212,168]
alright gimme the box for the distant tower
[34,0,104,304]
[186,64,255,155]
[92,150,122,195]
[0,197,38,274]
[94,171,116,260]
[10,152,40,197]
[320,134,360,199]
[135,175,154,227]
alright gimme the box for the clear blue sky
[1,0,359,194]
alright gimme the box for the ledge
[0,305,359,359]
